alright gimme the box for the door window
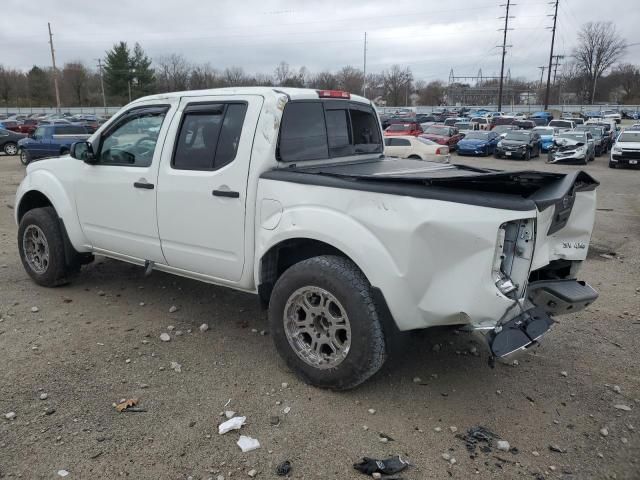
[172,103,248,171]
[97,109,168,167]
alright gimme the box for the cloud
[1,0,638,81]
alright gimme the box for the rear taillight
[317,90,350,99]
[435,147,444,155]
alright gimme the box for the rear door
[156,95,262,282]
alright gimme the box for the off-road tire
[18,207,71,287]
[268,255,387,390]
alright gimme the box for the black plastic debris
[276,460,291,476]
[457,425,500,458]
[353,456,409,475]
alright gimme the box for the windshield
[618,131,640,142]
[503,131,531,141]
[463,132,489,140]
[532,127,554,136]
[417,137,436,145]
[424,126,449,135]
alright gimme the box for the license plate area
[505,152,512,156]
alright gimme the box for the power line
[497,0,515,111]
[96,58,107,113]
[544,0,559,110]
[362,32,367,98]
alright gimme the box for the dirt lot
[0,146,638,480]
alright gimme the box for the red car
[16,119,39,135]
[384,122,423,137]
[420,125,464,149]
[0,120,21,132]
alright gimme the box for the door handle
[134,181,154,190]
[212,189,240,198]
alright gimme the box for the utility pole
[96,59,107,114]
[538,66,546,88]
[551,55,564,104]
[363,32,367,98]
[497,0,514,112]
[47,22,61,111]
[544,0,559,110]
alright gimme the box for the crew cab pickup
[15,87,599,389]
[18,124,89,165]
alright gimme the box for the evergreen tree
[27,66,53,106]
[103,42,131,102]
[131,43,155,96]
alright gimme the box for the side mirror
[71,141,96,163]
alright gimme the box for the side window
[396,138,411,146]
[98,109,167,167]
[279,102,328,162]
[384,138,392,147]
[325,109,351,156]
[172,103,247,171]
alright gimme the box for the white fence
[380,104,640,115]
[1,106,122,115]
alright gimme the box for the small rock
[379,437,388,443]
[496,390,502,395]
[170,361,182,373]
[283,406,291,415]
[39,393,48,400]
[449,426,458,433]
[175,330,183,336]
[600,427,609,437]
[281,382,289,389]
[434,427,442,432]
[57,470,69,477]
[169,305,179,313]
[368,409,376,415]
[4,412,16,420]
[199,323,209,332]
[532,451,540,457]
[560,371,568,377]
[512,360,519,366]
[167,325,175,331]
[139,302,145,306]
[362,425,369,431]
[413,377,422,384]
[621,437,628,444]
[549,444,566,453]
[613,385,622,394]
[31,306,39,313]
[269,416,280,426]
[549,466,556,472]
[224,410,236,419]
[614,404,632,411]
[497,440,510,451]
[251,328,258,333]
[125,359,131,364]
[432,344,441,352]
[45,407,56,415]
[247,469,257,477]
[372,473,382,480]
[441,453,451,461]
[160,333,171,342]
[450,457,457,465]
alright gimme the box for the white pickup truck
[15,87,599,389]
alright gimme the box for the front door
[75,102,176,262]
[156,95,262,282]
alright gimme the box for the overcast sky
[2,0,639,82]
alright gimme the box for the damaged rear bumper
[485,279,598,359]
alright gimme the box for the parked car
[420,125,464,150]
[0,120,21,132]
[443,117,465,127]
[530,111,553,124]
[574,125,607,156]
[602,110,621,124]
[18,124,89,165]
[548,119,575,130]
[471,117,491,130]
[513,119,536,130]
[384,122,423,137]
[494,130,542,160]
[492,125,519,138]
[547,131,595,165]
[16,118,40,135]
[384,135,449,160]
[490,116,515,129]
[455,131,500,156]
[585,119,618,147]
[610,129,640,169]
[0,128,27,155]
[454,121,478,132]
[14,87,599,389]
[531,126,558,152]
[70,115,100,133]
[415,114,437,124]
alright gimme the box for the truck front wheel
[268,255,387,390]
[18,207,72,287]
[19,149,31,166]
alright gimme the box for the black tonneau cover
[261,157,599,214]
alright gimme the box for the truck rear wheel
[18,207,72,287]
[268,255,387,390]
[19,149,31,166]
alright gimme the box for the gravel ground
[0,143,638,480]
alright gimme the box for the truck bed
[261,157,599,214]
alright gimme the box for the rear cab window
[277,100,382,163]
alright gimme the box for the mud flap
[487,306,555,358]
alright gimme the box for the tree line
[0,21,637,108]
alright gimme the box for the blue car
[530,111,553,125]
[455,131,500,156]
[531,126,557,152]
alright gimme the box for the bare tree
[572,22,627,104]
[155,54,191,92]
[609,63,640,102]
[223,67,247,86]
[61,62,89,106]
[382,65,413,106]
[309,71,338,90]
[415,80,446,106]
[336,66,364,95]
[274,61,291,86]
[189,63,224,89]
